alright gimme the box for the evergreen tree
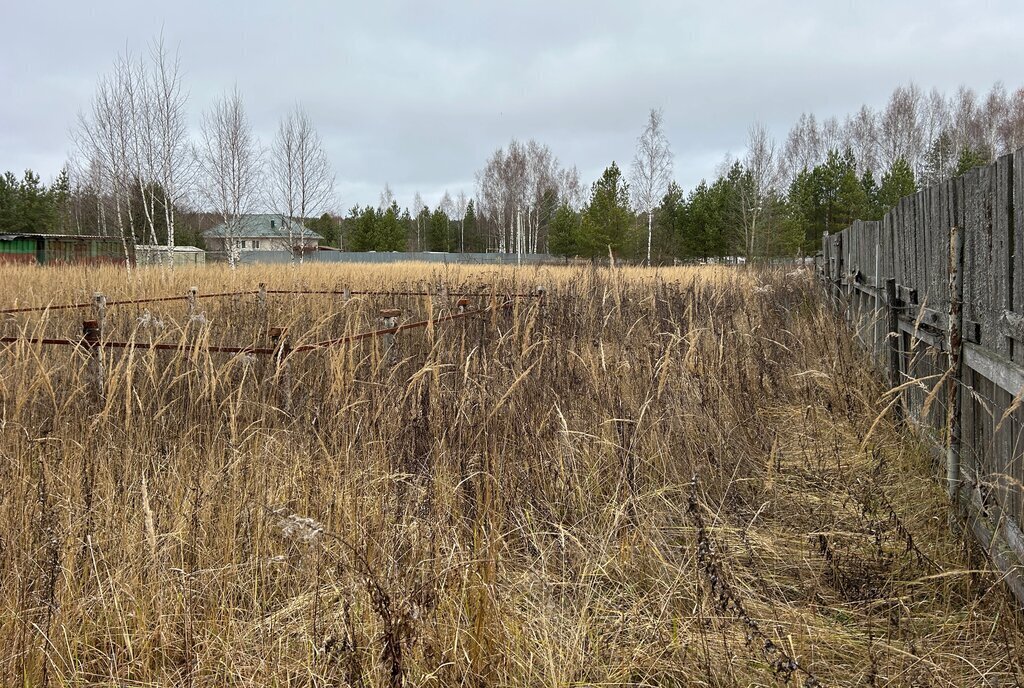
[308,212,340,247]
[954,146,990,176]
[462,200,482,252]
[415,206,432,251]
[399,208,414,252]
[427,207,449,251]
[547,203,579,258]
[580,162,634,259]
[787,149,868,253]
[861,169,881,220]
[1,170,60,234]
[0,172,17,232]
[377,201,406,251]
[680,179,732,260]
[653,182,684,262]
[346,205,378,251]
[51,167,72,233]
[921,130,956,186]
[877,158,916,214]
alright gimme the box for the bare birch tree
[72,36,192,271]
[558,165,585,211]
[196,87,263,269]
[842,105,880,177]
[475,139,569,256]
[378,182,395,211]
[148,36,192,267]
[879,83,924,175]
[629,108,673,265]
[73,65,136,271]
[740,123,781,259]
[782,113,823,184]
[439,190,454,251]
[269,105,335,263]
[412,192,425,251]
[455,190,468,252]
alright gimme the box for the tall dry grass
[0,262,1021,686]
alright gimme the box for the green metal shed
[0,234,129,266]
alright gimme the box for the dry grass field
[0,262,1022,686]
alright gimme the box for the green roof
[203,214,322,240]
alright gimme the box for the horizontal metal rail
[0,288,541,315]
[0,290,255,314]
[0,301,510,356]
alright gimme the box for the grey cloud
[2,0,1021,210]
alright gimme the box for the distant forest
[3,38,1022,262]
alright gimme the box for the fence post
[884,278,904,424]
[256,282,267,323]
[93,292,106,334]
[380,308,400,353]
[947,223,965,503]
[82,319,103,400]
[270,326,292,413]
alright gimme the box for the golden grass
[0,261,1021,687]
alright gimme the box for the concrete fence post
[256,280,268,319]
[82,319,103,400]
[270,326,292,413]
[93,292,106,334]
[187,286,198,318]
[380,308,400,353]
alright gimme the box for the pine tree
[346,205,378,252]
[308,212,340,247]
[653,182,684,262]
[787,149,868,252]
[427,208,448,251]
[954,146,990,176]
[462,200,481,252]
[548,204,579,258]
[877,158,916,214]
[51,167,71,233]
[0,172,17,232]
[580,162,634,259]
[921,131,955,186]
[7,171,57,234]
[378,202,406,251]
[861,169,881,220]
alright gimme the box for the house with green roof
[203,214,323,260]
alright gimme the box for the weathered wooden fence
[819,150,1024,605]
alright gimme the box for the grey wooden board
[1015,151,1023,365]
[996,155,1013,357]
[827,146,1024,608]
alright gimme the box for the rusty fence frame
[0,284,544,357]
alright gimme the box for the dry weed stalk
[0,262,1019,686]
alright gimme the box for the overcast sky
[1,0,1021,210]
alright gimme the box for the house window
[270,219,276,229]
[253,240,260,249]
[241,240,247,248]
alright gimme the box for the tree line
[291,79,1024,263]
[4,48,1022,266]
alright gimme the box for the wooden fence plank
[1014,150,1024,365]
[824,148,1024,608]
